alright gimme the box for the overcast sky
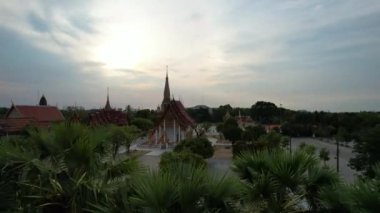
[0,0,379,111]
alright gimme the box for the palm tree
[130,163,240,213]
[0,123,144,212]
[320,163,380,212]
[319,148,330,166]
[232,149,341,212]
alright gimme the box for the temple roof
[6,105,64,122]
[89,109,128,126]
[1,105,64,134]
[155,100,196,129]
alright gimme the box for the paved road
[291,138,357,182]
[128,137,358,182]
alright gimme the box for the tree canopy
[173,137,214,159]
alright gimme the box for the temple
[148,69,196,148]
[88,89,128,126]
[0,95,65,135]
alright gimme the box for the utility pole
[336,139,340,173]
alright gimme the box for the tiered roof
[157,100,196,128]
[89,109,128,126]
[6,105,64,122]
[0,102,65,135]
[88,90,128,126]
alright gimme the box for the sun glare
[93,28,148,70]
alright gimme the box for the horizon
[1,1,380,112]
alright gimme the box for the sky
[0,0,379,112]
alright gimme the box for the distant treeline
[187,101,380,139]
[2,102,379,139]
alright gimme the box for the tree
[350,124,380,177]
[222,126,242,143]
[241,125,266,141]
[232,149,340,212]
[250,101,279,124]
[211,104,233,122]
[232,132,288,157]
[123,125,142,153]
[108,125,129,158]
[159,152,206,170]
[319,147,330,166]
[0,123,144,212]
[298,142,317,155]
[218,118,242,143]
[130,118,154,132]
[320,164,380,212]
[130,163,240,213]
[174,137,214,159]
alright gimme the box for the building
[148,70,196,147]
[0,95,64,135]
[236,111,255,129]
[88,89,128,126]
[264,124,282,133]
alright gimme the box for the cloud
[28,12,50,32]
[0,0,379,111]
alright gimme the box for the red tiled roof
[0,118,34,133]
[8,105,64,122]
[89,109,128,126]
[154,100,196,130]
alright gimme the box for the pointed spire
[39,94,47,106]
[105,87,111,110]
[161,66,171,111]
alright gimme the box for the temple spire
[105,87,111,110]
[39,94,47,106]
[161,66,171,111]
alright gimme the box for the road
[291,138,357,182]
[124,136,358,182]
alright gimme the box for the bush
[174,137,214,158]
[159,151,206,170]
[130,118,154,132]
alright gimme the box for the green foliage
[174,137,214,159]
[0,107,8,118]
[211,104,233,122]
[350,124,380,177]
[107,125,141,156]
[0,123,144,212]
[298,142,317,155]
[159,151,206,170]
[232,132,289,156]
[218,118,242,143]
[320,164,380,212]
[222,126,242,143]
[130,117,154,132]
[108,125,129,158]
[130,163,240,213]
[250,101,279,124]
[134,109,158,122]
[241,125,266,141]
[232,149,340,212]
[60,106,89,123]
[319,147,330,165]
[187,107,212,123]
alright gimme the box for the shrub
[174,137,214,158]
[159,151,206,170]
